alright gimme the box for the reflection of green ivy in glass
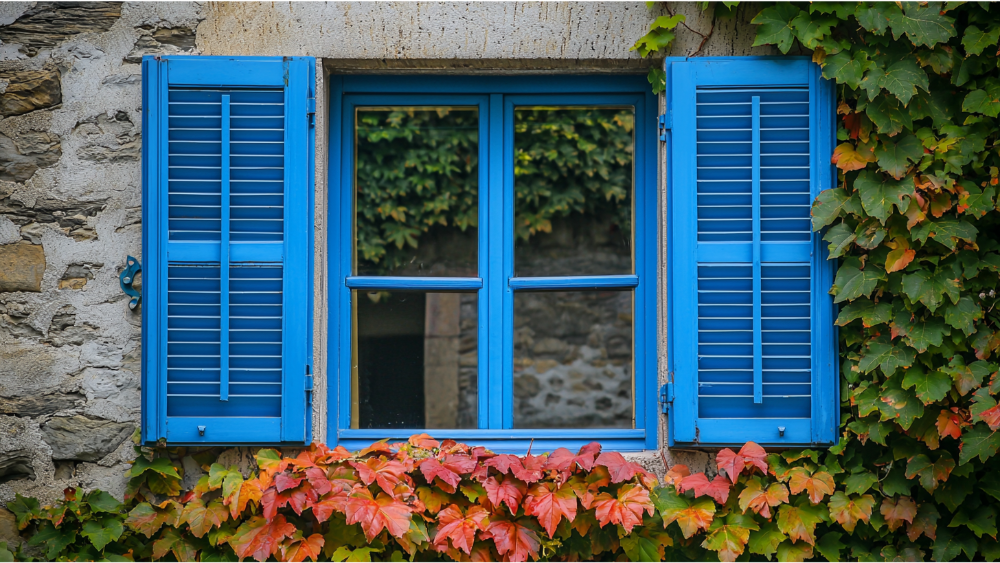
[355,107,634,273]
[514,108,633,242]
[356,108,480,273]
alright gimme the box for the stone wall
[1,2,771,525]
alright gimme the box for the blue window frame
[141,56,316,445]
[329,75,659,452]
[664,57,838,447]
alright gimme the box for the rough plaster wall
[0,1,769,513]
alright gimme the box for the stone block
[0,243,45,292]
[0,69,61,117]
[0,449,35,485]
[0,392,84,417]
[41,415,134,462]
[0,507,20,551]
[0,2,122,57]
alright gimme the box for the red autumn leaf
[357,440,393,457]
[738,479,790,519]
[523,482,578,538]
[881,496,918,532]
[420,454,477,493]
[843,112,862,140]
[304,466,332,496]
[345,488,413,541]
[282,533,325,562]
[229,514,296,562]
[513,454,546,484]
[311,485,353,523]
[230,478,264,519]
[665,464,691,486]
[593,484,653,534]
[353,457,407,493]
[434,504,490,555]
[544,445,599,476]
[484,475,527,515]
[541,448,576,473]
[255,449,283,475]
[485,454,523,475]
[482,519,541,562]
[287,482,319,516]
[716,449,742,483]
[738,442,768,474]
[274,472,303,493]
[594,451,651,484]
[936,409,964,440]
[180,497,229,538]
[677,473,732,504]
[409,433,441,449]
[979,405,1000,431]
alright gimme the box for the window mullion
[485,93,506,430]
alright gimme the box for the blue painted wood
[329,78,659,450]
[220,94,231,403]
[346,277,483,290]
[142,55,315,445]
[751,96,762,404]
[338,438,649,454]
[508,275,639,290]
[666,56,836,447]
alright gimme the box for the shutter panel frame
[142,55,315,445]
[666,57,837,447]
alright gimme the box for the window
[141,56,316,444]
[330,76,658,452]
[664,57,838,446]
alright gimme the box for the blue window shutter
[666,58,837,447]
[142,56,315,445]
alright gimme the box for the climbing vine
[630,1,1000,560]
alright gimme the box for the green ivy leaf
[812,188,862,231]
[621,535,660,562]
[906,453,955,492]
[878,383,924,430]
[81,517,124,551]
[982,473,1000,502]
[789,12,839,48]
[823,222,856,258]
[949,506,997,538]
[854,218,887,249]
[942,296,983,336]
[874,134,924,179]
[832,259,887,303]
[776,540,814,562]
[844,471,878,495]
[878,59,930,106]
[815,532,847,561]
[855,170,911,224]
[902,365,953,405]
[747,523,788,558]
[751,3,803,53]
[933,527,979,562]
[859,336,916,376]
[86,490,123,514]
[866,95,914,136]
[28,521,77,560]
[822,50,871,90]
[962,78,1000,118]
[959,423,1000,465]
[836,297,892,327]
[901,268,961,312]
[958,183,996,218]
[893,314,950,353]
[887,3,957,48]
[962,25,1000,56]
[855,3,898,35]
[128,456,181,480]
[912,217,979,251]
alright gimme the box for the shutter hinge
[659,378,674,414]
[305,366,314,408]
[658,112,671,141]
[306,98,316,126]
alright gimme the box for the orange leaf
[665,464,691,486]
[282,533,325,562]
[229,515,296,562]
[420,455,477,493]
[484,475,527,516]
[352,457,407,493]
[831,142,874,171]
[936,409,964,440]
[929,192,953,218]
[738,442,768,474]
[678,473,732,505]
[978,405,1000,431]
[885,237,916,273]
[345,489,413,541]
[828,492,875,532]
[523,482,578,538]
[787,468,834,504]
[434,504,490,555]
[737,478,788,519]
[880,496,917,532]
[180,497,228,538]
[593,484,653,534]
[513,454,546,484]
[408,433,441,449]
[311,485,352,523]
[482,519,541,562]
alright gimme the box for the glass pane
[352,290,478,429]
[512,290,633,428]
[514,107,634,276]
[354,107,479,276]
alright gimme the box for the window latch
[658,112,671,141]
[306,97,316,126]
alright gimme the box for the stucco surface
[0,1,774,506]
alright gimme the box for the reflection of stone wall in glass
[513,289,633,429]
[422,292,479,429]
